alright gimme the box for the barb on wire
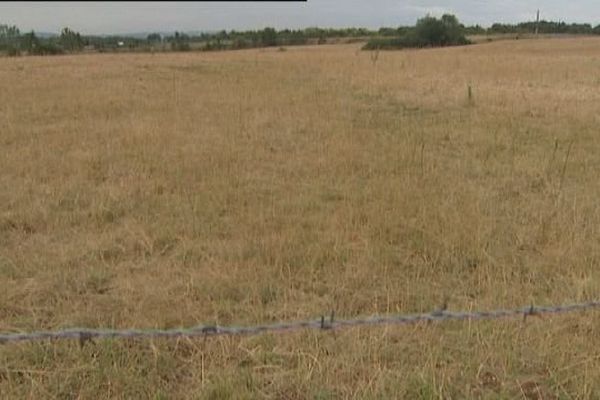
[0,300,599,344]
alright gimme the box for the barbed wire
[1,300,599,344]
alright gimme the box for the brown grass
[1,38,600,398]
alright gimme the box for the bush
[171,42,190,52]
[202,41,226,51]
[31,43,63,56]
[6,45,20,56]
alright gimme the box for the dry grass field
[1,37,600,399]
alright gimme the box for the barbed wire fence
[1,300,599,345]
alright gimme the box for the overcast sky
[1,1,599,35]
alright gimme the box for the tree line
[2,17,600,56]
[0,24,381,55]
[0,25,84,55]
[489,21,600,35]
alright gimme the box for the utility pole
[535,9,540,35]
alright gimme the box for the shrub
[6,45,20,56]
[171,42,191,52]
[31,43,63,56]
[202,41,226,51]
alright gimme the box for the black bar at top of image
[168,1,307,2]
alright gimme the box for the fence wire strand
[1,301,599,344]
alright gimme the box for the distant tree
[363,14,470,50]
[414,14,469,47]
[147,33,162,43]
[0,24,20,41]
[487,20,594,35]
[20,30,62,55]
[21,31,40,53]
[260,27,278,47]
[169,31,190,51]
[463,24,486,35]
[378,27,401,37]
[215,30,228,41]
[0,24,21,55]
[489,23,512,34]
[60,27,84,52]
